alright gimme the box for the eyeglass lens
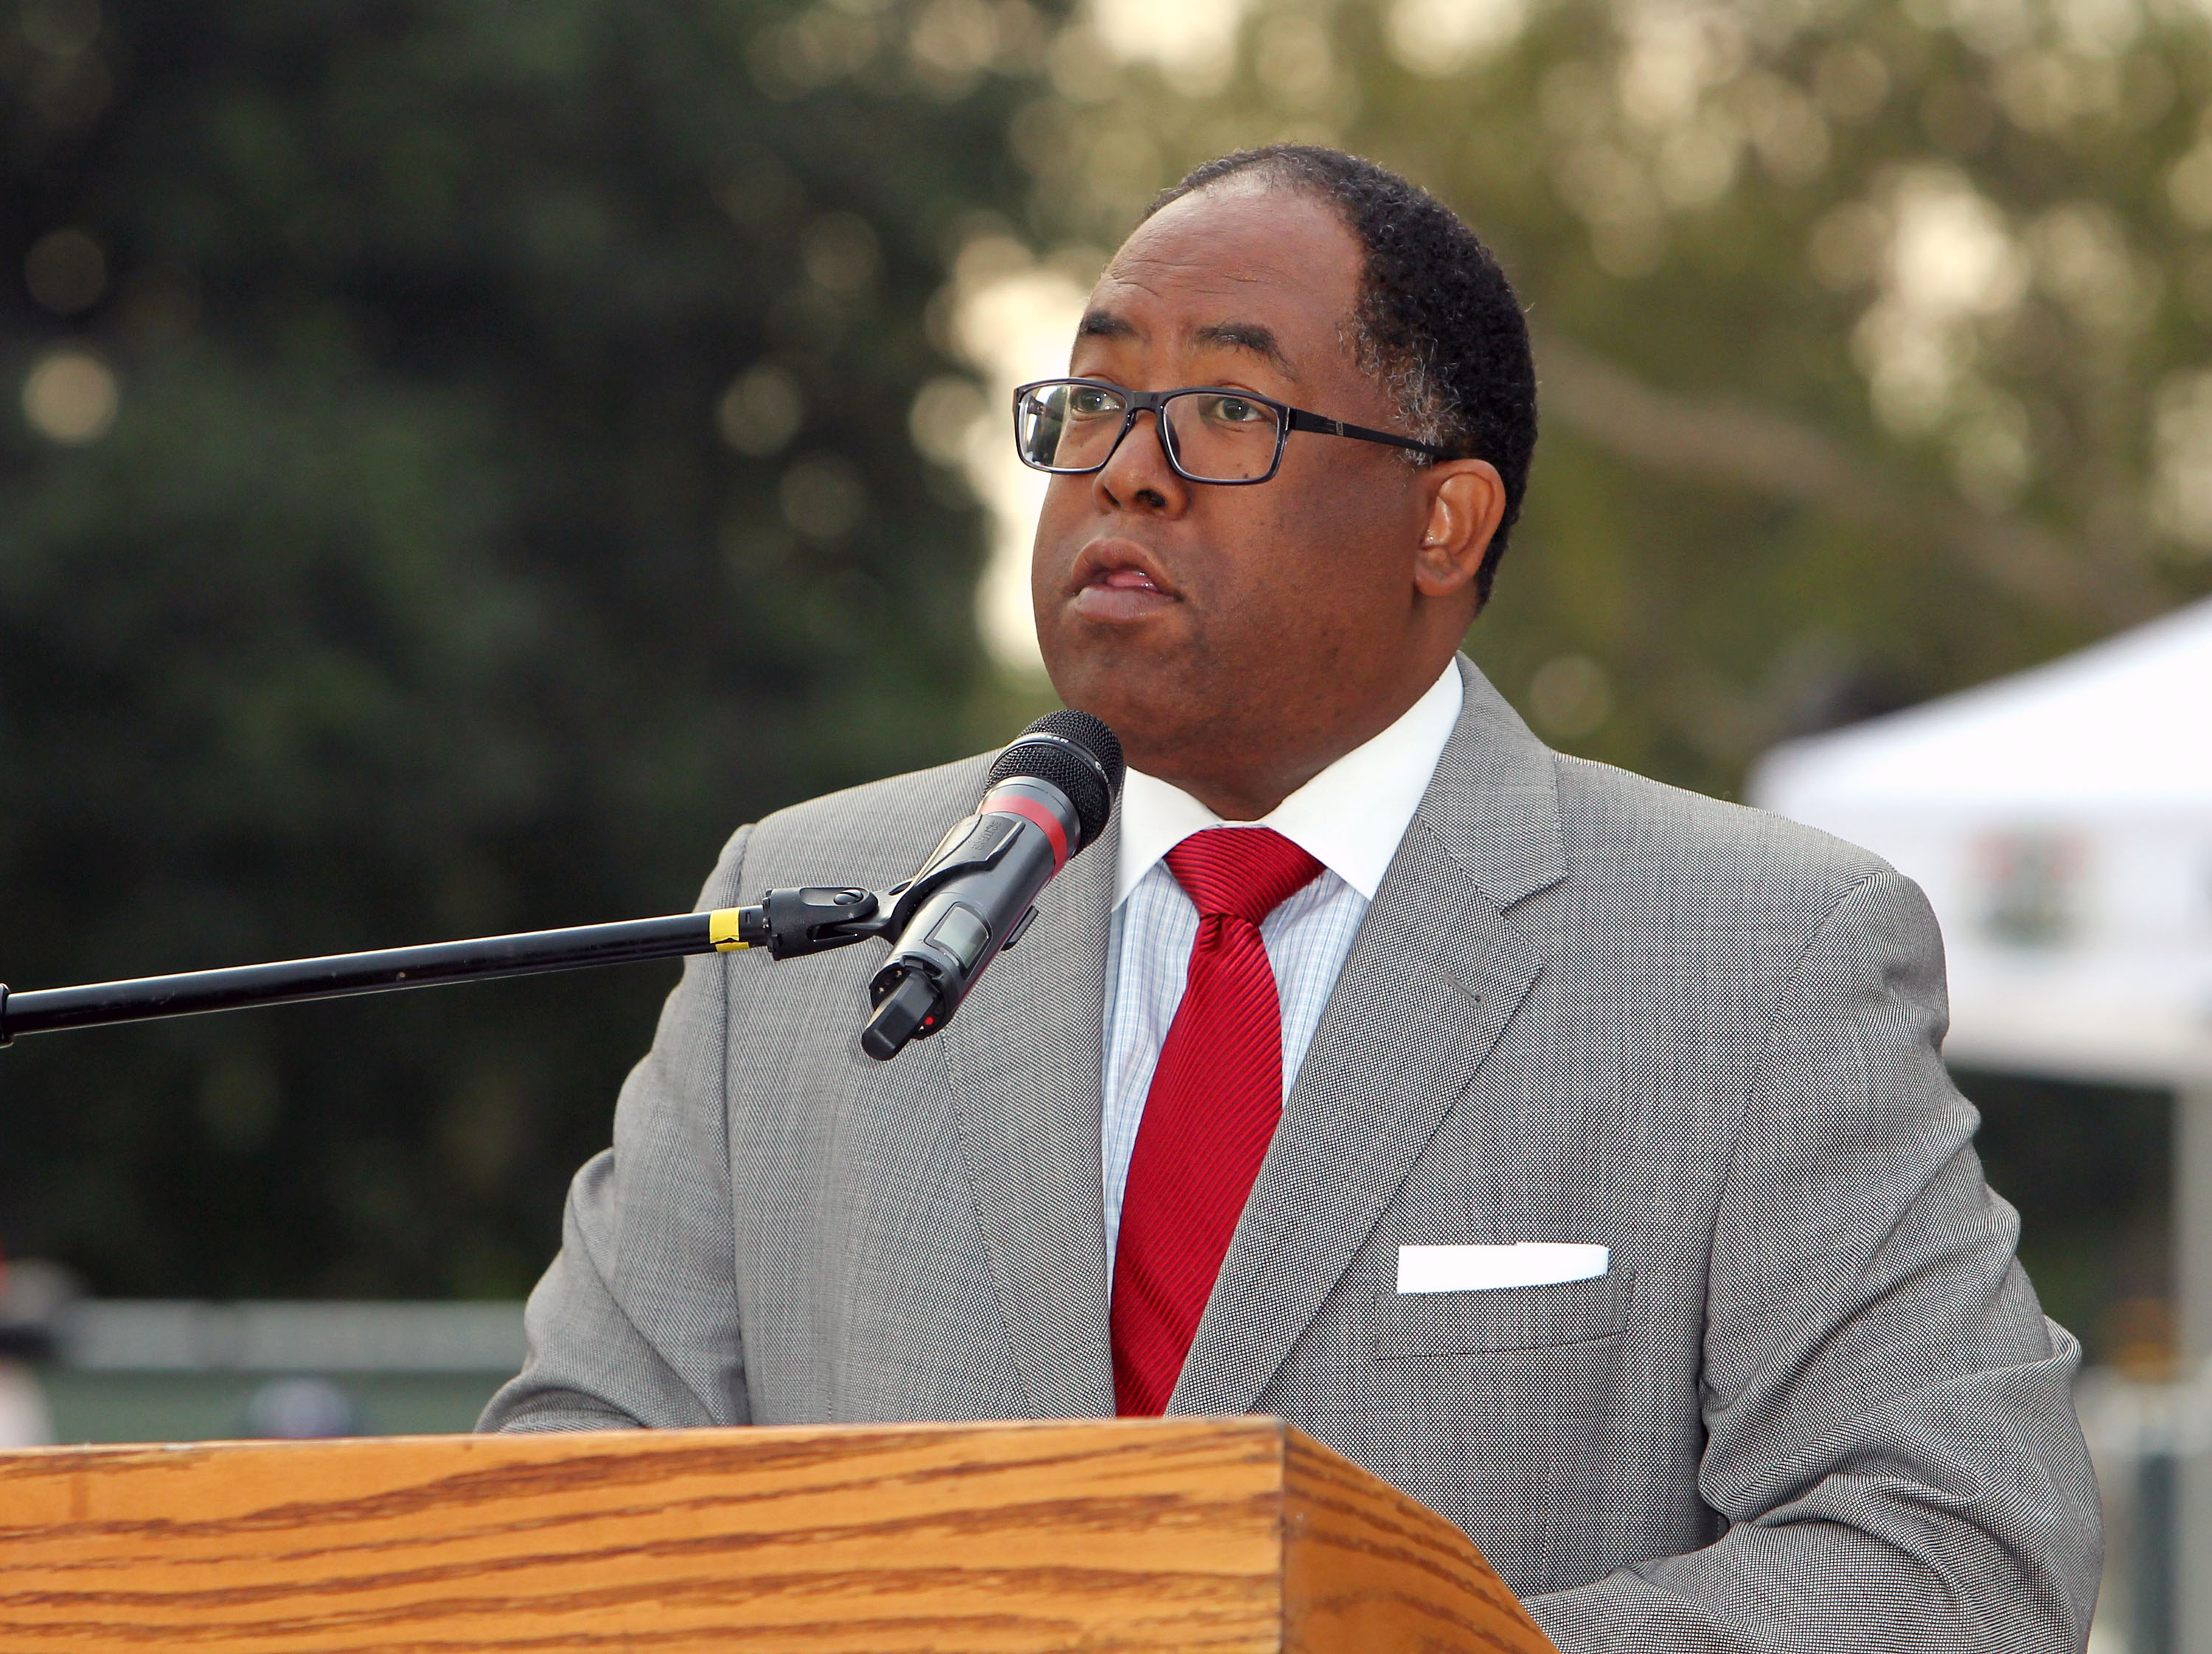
[1016,382,1283,482]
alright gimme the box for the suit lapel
[1169,659,1567,1417]
[936,819,1119,1419]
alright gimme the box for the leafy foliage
[0,0,1043,1295]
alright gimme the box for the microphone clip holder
[744,815,1022,962]
[743,888,886,958]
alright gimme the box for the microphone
[859,710,1123,1060]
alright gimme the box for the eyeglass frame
[1010,377,1453,486]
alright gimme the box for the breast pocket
[1366,1269,1634,1359]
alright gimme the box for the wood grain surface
[1283,1431,1558,1654]
[0,1415,1557,1653]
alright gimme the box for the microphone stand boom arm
[0,709,1122,1058]
[0,886,891,1046]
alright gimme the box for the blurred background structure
[1755,601,2212,1652]
[2,0,2210,1640]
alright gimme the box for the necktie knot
[1163,828,1324,925]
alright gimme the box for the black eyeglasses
[1012,378,1450,486]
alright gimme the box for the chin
[1046,667,1214,779]
[1045,660,1150,731]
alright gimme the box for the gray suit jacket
[484,657,2101,1653]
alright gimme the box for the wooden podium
[0,1415,1558,1652]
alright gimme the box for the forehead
[1085,184,1364,359]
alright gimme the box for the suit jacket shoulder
[1549,748,1893,906]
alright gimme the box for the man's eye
[1211,397,1262,423]
[1069,390,1116,416]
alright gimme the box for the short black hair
[1146,147,1537,604]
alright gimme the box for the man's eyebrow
[1074,310,1300,379]
[1077,309,1138,341]
[1192,321,1297,379]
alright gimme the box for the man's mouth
[1068,543,1180,622]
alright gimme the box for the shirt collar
[1113,660,1465,907]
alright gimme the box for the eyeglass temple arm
[1284,408,1449,459]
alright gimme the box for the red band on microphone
[984,793,1069,872]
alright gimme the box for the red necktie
[1110,827,1325,1416]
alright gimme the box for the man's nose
[1094,407,1189,513]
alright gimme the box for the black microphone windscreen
[990,710,1124,849]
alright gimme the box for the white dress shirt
[1102,661,1464,1263]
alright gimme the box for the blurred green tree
[0,0,1049,1296]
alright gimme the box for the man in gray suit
[485,147,2101,1651]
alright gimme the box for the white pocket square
[1397,1243,1611,1294]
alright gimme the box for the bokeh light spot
[1528,654,1614,739]
[21,349,119,443]
[19,0,100,55]
[24,228,108,316]
[717,364,804,456]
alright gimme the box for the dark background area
[1958,1070,2174,1370]
[0,0,1034,1297]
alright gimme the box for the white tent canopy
[1750,597,2212,1090]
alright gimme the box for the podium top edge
[0,1413,1297,1467]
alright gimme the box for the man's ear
[1412,459,1506,609]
